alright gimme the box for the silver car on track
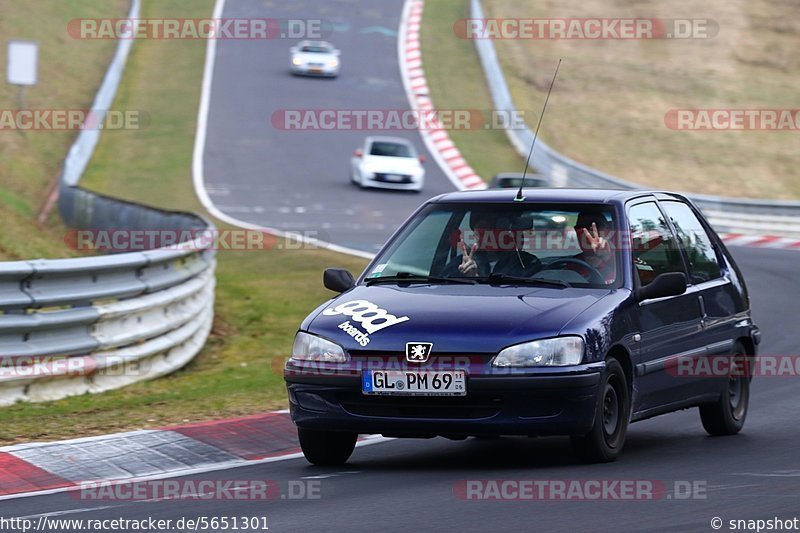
[290,40,340,77]
[350,136,426,192]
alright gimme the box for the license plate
[362,370,466,396]
[309,66,323,72]
[384,174,403,182]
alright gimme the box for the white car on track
[290,40,340,77]
[350,136,426,192]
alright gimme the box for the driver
[565,210,616,283]
[447,210,541,277]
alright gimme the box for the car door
[659,200,740,396]
[627,200,705,413]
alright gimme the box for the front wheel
[571,358,630,463]
[298,428,357,466]
[699,343,750,436]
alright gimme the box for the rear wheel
[298,428,357,466]
[699,342,750,436]
[571,358,630,463]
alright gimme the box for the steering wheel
[546,258,606,284]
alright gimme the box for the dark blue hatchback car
[285,189,760,464]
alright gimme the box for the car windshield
[369,141,414,158]
[363,202,622,288]
[496,177,546,188]
[300,45,332,53]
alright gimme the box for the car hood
[361,155,421,174]
[305,284,611,353]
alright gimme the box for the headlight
[291,332,348,363]
[327,58,339,68]
[492,336,584,367]
[292,57,303,66]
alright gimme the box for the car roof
[429,188,688,206]
[365,136,414,146]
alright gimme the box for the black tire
[699,342,750,436]
[298,428,357,466]
[571,358,630,463]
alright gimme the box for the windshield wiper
[365,272,477,286]
[477,273,570,288]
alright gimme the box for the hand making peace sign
[578,222,611,256]
[458,238,480,276]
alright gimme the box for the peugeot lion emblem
[406,342,433,363]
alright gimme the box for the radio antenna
[515,58,561,202]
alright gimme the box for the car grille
[337,391,503,419]
[373,173,412,183]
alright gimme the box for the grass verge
[0,0,368,445]
[420,0,523,180]
[427,0,800,199]
[0,0,127,260]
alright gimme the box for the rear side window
[660,201,722,284]
[627,202,685,287]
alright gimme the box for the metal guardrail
[0,0,217,406]
[0,187,217,406]
[470,0,800,237]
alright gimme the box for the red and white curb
[0,411,390,500]
[719,233,800,251]
[399,0,485,191]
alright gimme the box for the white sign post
[7,40,39,109]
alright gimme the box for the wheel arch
[606,344,634,398]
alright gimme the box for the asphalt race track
[3,249,798,532]
[201,0,455,254]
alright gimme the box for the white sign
[7,40,38,86]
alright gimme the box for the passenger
[566,211,616,283]
[448,210,541,277]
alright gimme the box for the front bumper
[291,64,338,77]
[361,173,424,191]
[285,363,603,437]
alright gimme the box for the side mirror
[637,272,687,302]
[354,149,363,158]
[324,268,355,293]
[418,154,426,163]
